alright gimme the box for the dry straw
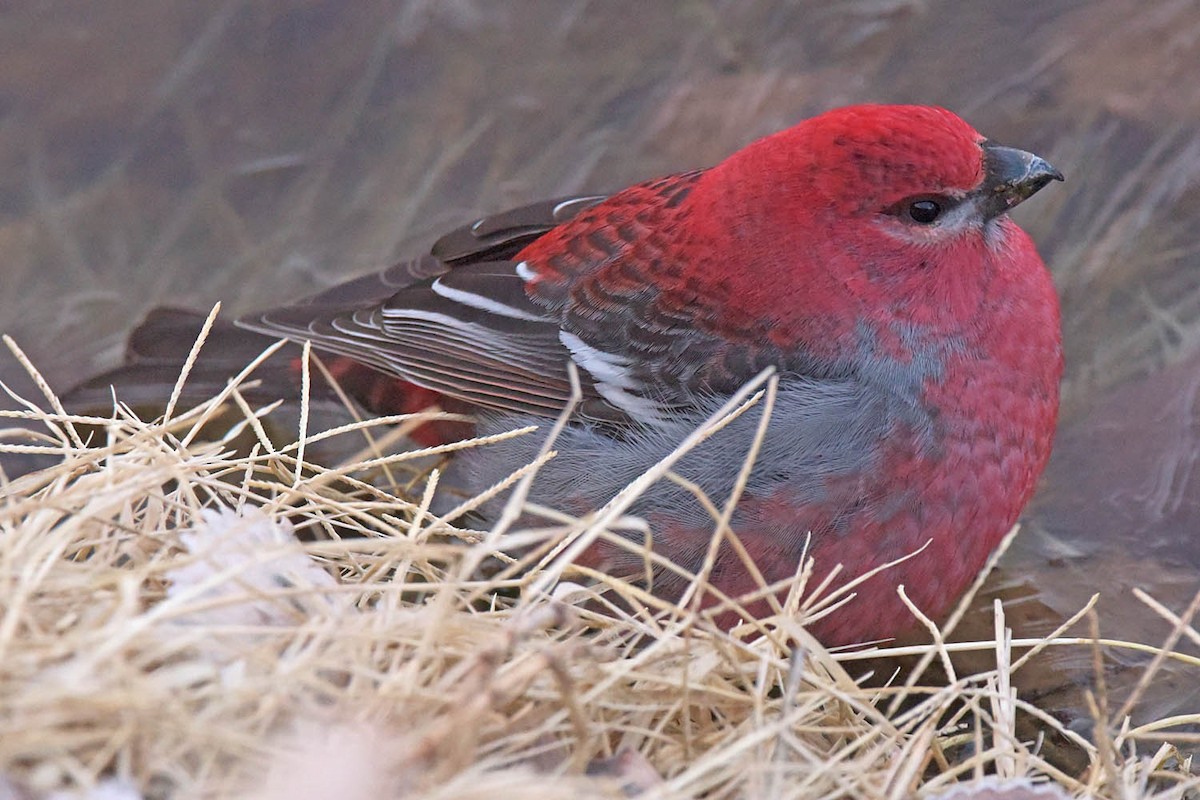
[0,315,1197,800]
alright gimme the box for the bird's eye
[907,199,942,224]
[884,194,955,226]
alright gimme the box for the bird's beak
[977,141,1064,220]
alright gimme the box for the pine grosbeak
[94,105,1067,645]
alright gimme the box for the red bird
[85,105,1066,646]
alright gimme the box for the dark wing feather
[278,255,450,309]
[64,309,331,412]
[430,196,606,263]
[239,195,627,419]
[125,308,280,363]
[252,273,584,416]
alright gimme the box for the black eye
[908,199,941,224]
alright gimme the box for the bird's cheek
[897,238,994,329]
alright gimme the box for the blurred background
[2,0,1199,740]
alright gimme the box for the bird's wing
[239,193,642,421]
[430,195,608,264]
[245,259,602,418]
[240,172,792,424]
[272,193,609,311]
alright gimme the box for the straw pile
[0,324,1196,800]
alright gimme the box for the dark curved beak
[978,141,1064,220]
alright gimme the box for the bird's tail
[63,307,472,448]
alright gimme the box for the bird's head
[785,104,1062,243]
[685,104,1063,348]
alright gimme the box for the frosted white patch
[250,722,402,800]
[166,506,341,635]
[430,276,544,321]
[515,260,538,281]
[47,778,145,800]
[928,778,1073,800]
